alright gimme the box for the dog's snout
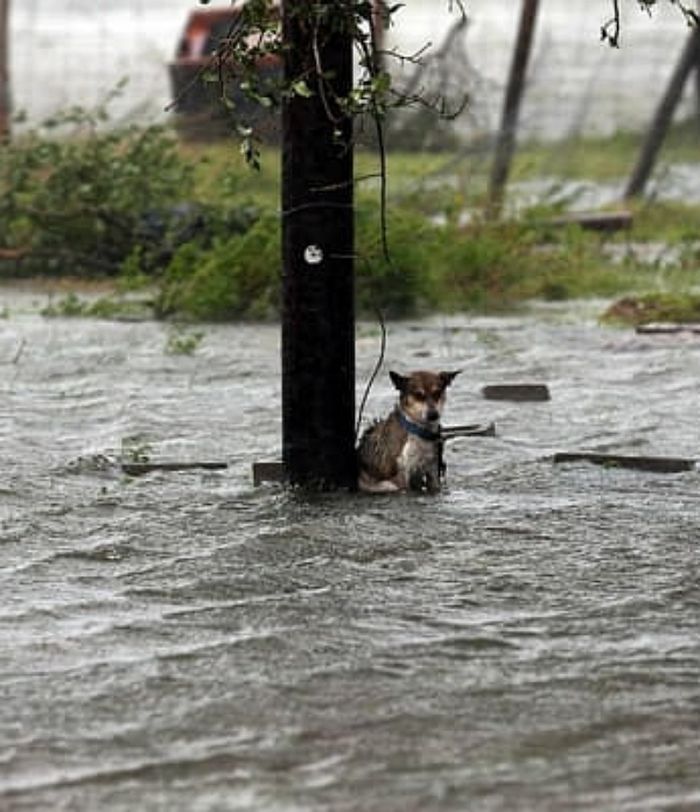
[427,407,440,422]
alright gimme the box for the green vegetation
[602,292,700,326]
[40,290,153,320]
[2,110,700,323]
[513,121,700,185]
[0,105,194,277]
[165,327,205,355]
[120,435,152,464]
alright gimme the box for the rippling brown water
[1,288,699,811]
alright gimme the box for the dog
[357,369,460,494]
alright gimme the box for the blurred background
[9,0,699,140]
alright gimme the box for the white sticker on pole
[304,245,324,266]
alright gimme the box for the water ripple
[2,299,700,811]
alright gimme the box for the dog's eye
[413,390,426,401]
[431,390,442,400]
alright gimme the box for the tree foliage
[0,91,265,278]
[198,0,467,166]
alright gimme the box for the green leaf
[291,79,313,98]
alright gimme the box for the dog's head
[390,369,460,425]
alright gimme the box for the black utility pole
[281,0,356,489]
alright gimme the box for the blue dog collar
[397,410,441,442]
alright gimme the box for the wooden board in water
[553,452,695,474]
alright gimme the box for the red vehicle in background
[168,5,281,140]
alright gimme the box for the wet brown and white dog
[357,369,460,494]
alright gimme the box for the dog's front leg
[423,456,443,493]
[424,469,441,494]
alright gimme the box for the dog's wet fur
[357,369,460,494]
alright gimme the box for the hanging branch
[601,0,622,46]
[603,0,699,47]
[207,1,471,158]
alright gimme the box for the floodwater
[1,288,699,811]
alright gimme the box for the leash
[355,306,387,441]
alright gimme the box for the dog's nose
[427,408,439,422]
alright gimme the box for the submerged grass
[602,291,700,326]
[4,121,700,322]
[63,201,698,323]
[514,120,700,184]
[161,131,700,321]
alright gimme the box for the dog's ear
[389,370,408,392]
[440,370,461,388]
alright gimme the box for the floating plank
[545,210,633,233]
[635,323,700,335]
[553,452,695,474]
[442,421,496,439]
[121,461,228,476]
[252,461,287,486]
[482,384,550,402]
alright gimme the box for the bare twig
[601,0,621,47]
